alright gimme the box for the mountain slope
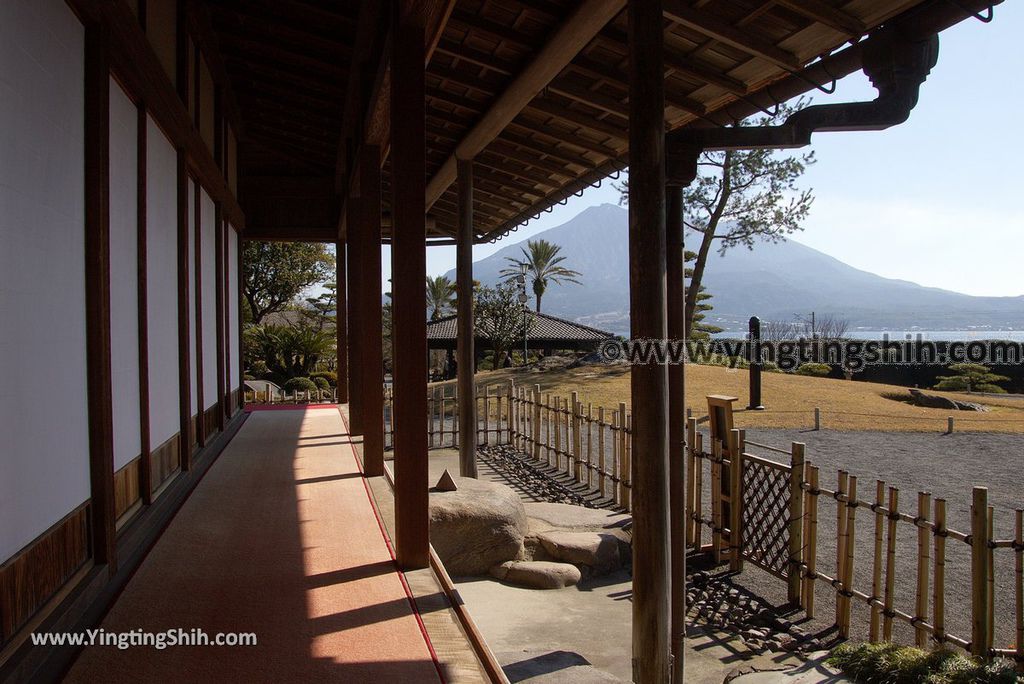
[446,203,1024,335]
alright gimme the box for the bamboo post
[883,486,899,641]
[1015,508,1022,672]
[803,464,820,618]
[694,431,704,551]
[572,393,582,481]
[621,406,631,511]
[835,470,849,629]
[553,396,562,471]
[933,498,947,646]
[915,491,932,647]
[840,475,857,637]
[686,417,697,547]
[585,403,593,488]
[563,396,572,477]
[728,428,743,572]
[711,439,723,564]
[544,392,552,465]
[611,409,620,505]
[870,480,886,642]
[987,505,995,653]
[971,486,991,658]
[428,388,436,447]
[789,442,806,606]
[532,385,542,461]
[598,407,607,498]
[485,386,493,445]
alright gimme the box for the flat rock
[524,502,631,536]
[490,560,581,589]
[538,531,621,572]
[727,652,851,683]
[430,477,527,576]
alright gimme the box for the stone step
[490,560,582,590]
[536,531,623,574]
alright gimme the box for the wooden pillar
[215,204,226,430]
[136,102,153,505]
[192,180,205,447]
[457,158,478,478]
[391,0,430,570]
[628,0,671,680]
[84,20,116,571]
[176,161,193,467]
[336,240,349,403]
[360,145,385,476]
[666,183,686,683]
[346,194,365,435]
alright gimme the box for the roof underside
[206,0,987,243]
[427,310,614,341]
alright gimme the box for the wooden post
[915,491,932,647]
[619,402,631,510]
[947,416,954,434]
[789,443,806,606]
[987,504,995,653]
[971,486,991,658]
[804,465,820,618]
[870,480,886,641]
[335,240,348,403]
[728,428,743,573]
[346,194,364,436]
[544,392,552,464]
[694,431,704,551]
[840,474,857,637]
[391,0,429,570]
[711,439,723,563]
[553,396,562,470]
[835,471,849,627]
[598,407,607,498]
[686,417,697,547]
[933,498,947,646]
[814,407,820,431]
[1015,508,1022,672]
[360,144,385,477]
[883,486,900,641]
[572,392,582,481]
[533,384,542,461]
[85,20,116,570]
[586,403,594,487]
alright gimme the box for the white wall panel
[188,178,197,417]
[0,0,88,562]
[146,117,181,447]
[109,79,141,470]
[201,190,218,409]
[228,227,240,391]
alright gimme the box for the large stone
[538,531,621,572]
[490,560,581,589]
[908,389,987,411]
[430,477,528,576]
[524,502,631,537]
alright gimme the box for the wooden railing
[383,381,513,450]
[243,388,338,404]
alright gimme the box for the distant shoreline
[711,330,1024,342]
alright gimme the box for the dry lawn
[461,363,1024,433]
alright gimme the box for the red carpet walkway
[67,408,442,683]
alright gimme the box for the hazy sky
[379,5,1023,298]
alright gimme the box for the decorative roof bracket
[666,25,939,186]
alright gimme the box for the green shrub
[282,377,317,394]
[310,371,337,387]
[243,374,255,381]
[934,363,1010,394]
[826,642,1019,684]
[796,362,831,377]
[312,376,330,391]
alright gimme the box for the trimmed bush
[796,362,831,377]
[310,371,337,387]
[312,376,330,391]
[826,642,1019,684]
[243,374,255,381]
[282,377,317,394]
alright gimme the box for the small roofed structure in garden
[426,310,613,354]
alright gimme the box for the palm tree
[499,239,581,312]
[425,275,456,320]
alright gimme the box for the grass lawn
[456,363,1024,433]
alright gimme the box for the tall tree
[426,275,456,320]
[620,101,815,337]
[243,242,334,326]
[500,239,582,312]
[303,283,337,332]
[685,250,722,340]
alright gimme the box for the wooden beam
[392,0,430,570]
[662,0,802,70]
[360,145,385,477]
[457,159,477,478]
[666,183,686,684]
[628,0,671,681]
[527,96,628,140]
[136,103,153,505]
[775,0,868,35]
[336,240,349,403]
[84,20,117,572]
[424,0,627,211]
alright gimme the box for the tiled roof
[426,310,613,342]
